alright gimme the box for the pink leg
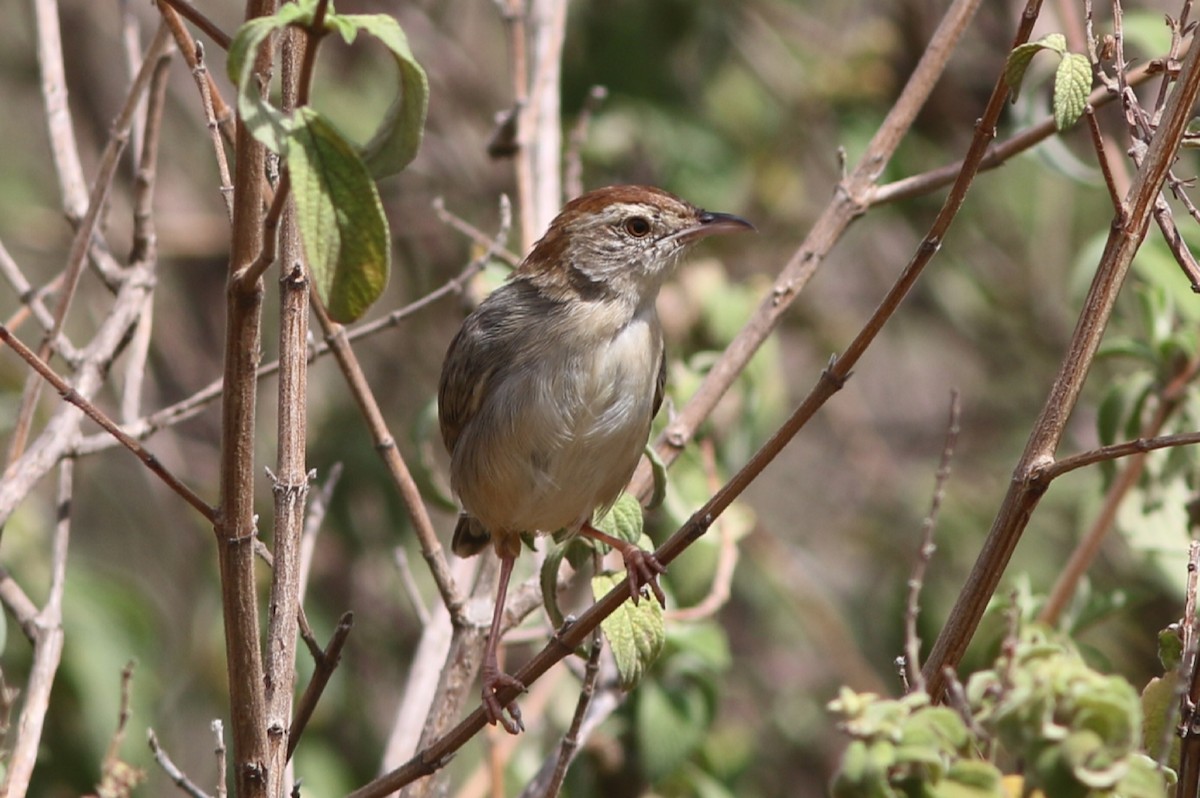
[580,523,666,606]
[480,552,526,734]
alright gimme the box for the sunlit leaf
[594,570,664,689]
[226,3,311,153]
[1053,53,1091,131]
[1005,33,1067,101]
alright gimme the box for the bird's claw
[622,546,666,607]
[481,667,526,735]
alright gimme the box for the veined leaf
[338,14,429,178]
[594,570,665,690]
[1005,33,1068,102]
[289,107,390,322]
[1054,53,1091,130]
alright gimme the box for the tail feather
[451,513,491,557]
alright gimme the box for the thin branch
[73,196,514,457]
[867,57,1163,206]
[666,439,740,623]
[2,461,72,798]
[563,85,607,201]
[924,0,1200,697]
[213,720,227,798]
[7,21,174,467]
[286,612,353,761]
[310,295,465,619]
[149,729,214,798]
[432,195,520,266]
[542,630,603,797]
[154,0,232,50]
[903,390,961,696]
[629,0,987,498]
[394,548,431,626]
[0,324,216,522]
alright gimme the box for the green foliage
[830,629,1176,797]
[1004,33,1091,130]
[289,107,390,322]
[594,570,665,690]
[227,0,429,320]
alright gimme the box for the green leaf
[337,14,429,178]
[1054,53,1091,130]
[594,572,664,690]
[1005,33,1067,101]
[591,492,644,546]
[644,443,668,510]
[288,107,390,322]
[540,539,570,630]
[226,3,312,153]
[635,680,712,782]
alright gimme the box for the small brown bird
[438,185,753,732]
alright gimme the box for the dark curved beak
[675,210,756,244]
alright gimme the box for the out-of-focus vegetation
[2,0,1200,796]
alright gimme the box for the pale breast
[450,304,662,536]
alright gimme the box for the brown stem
[215,1,277,794]
[309,296,465,618]
[922,0,1200,697]
[903,391,961,695]
[628,0,985,499]
[0,323,216,521]
[287,612,353,761]
[154,0,233,50]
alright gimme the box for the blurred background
[1,0,1196,795]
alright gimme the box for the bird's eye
[623,216,652,238]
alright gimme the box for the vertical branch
[216,2,277,795]
[525,0,567,234]
[923,14,1200,696]
[263,25,309,798]
[1,461,73,798]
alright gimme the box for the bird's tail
[451,513,491,557]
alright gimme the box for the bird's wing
[651,340,666,419]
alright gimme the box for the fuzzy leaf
[1054,53,1091,130]
[226,3,311,153]
[592,492,644,546]
[1005,33,1067,101]
[288,107,390,322]
[337,14,429,177]
[594,571,664,690]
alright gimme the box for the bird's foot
[619,544,666,607]
[481,663,526,734]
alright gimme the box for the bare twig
[287,612,353,761]
[903,391,961,695]
[395,548,431,625]
[149,729,214,798]
[0,324,216,522]
[924,0,1200,697]
[629,0,986,499]
[666,439,741,623]
[310,295,465,619]
[2,461,72,798]
[541,630,603,797]
[564,85,607,201]
[154,0,232,50]
[7,22,174,467]
[73,197,514,458]
[213,720,228,798]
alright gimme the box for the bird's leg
[579,523,666,606]
[480,551,526,734]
